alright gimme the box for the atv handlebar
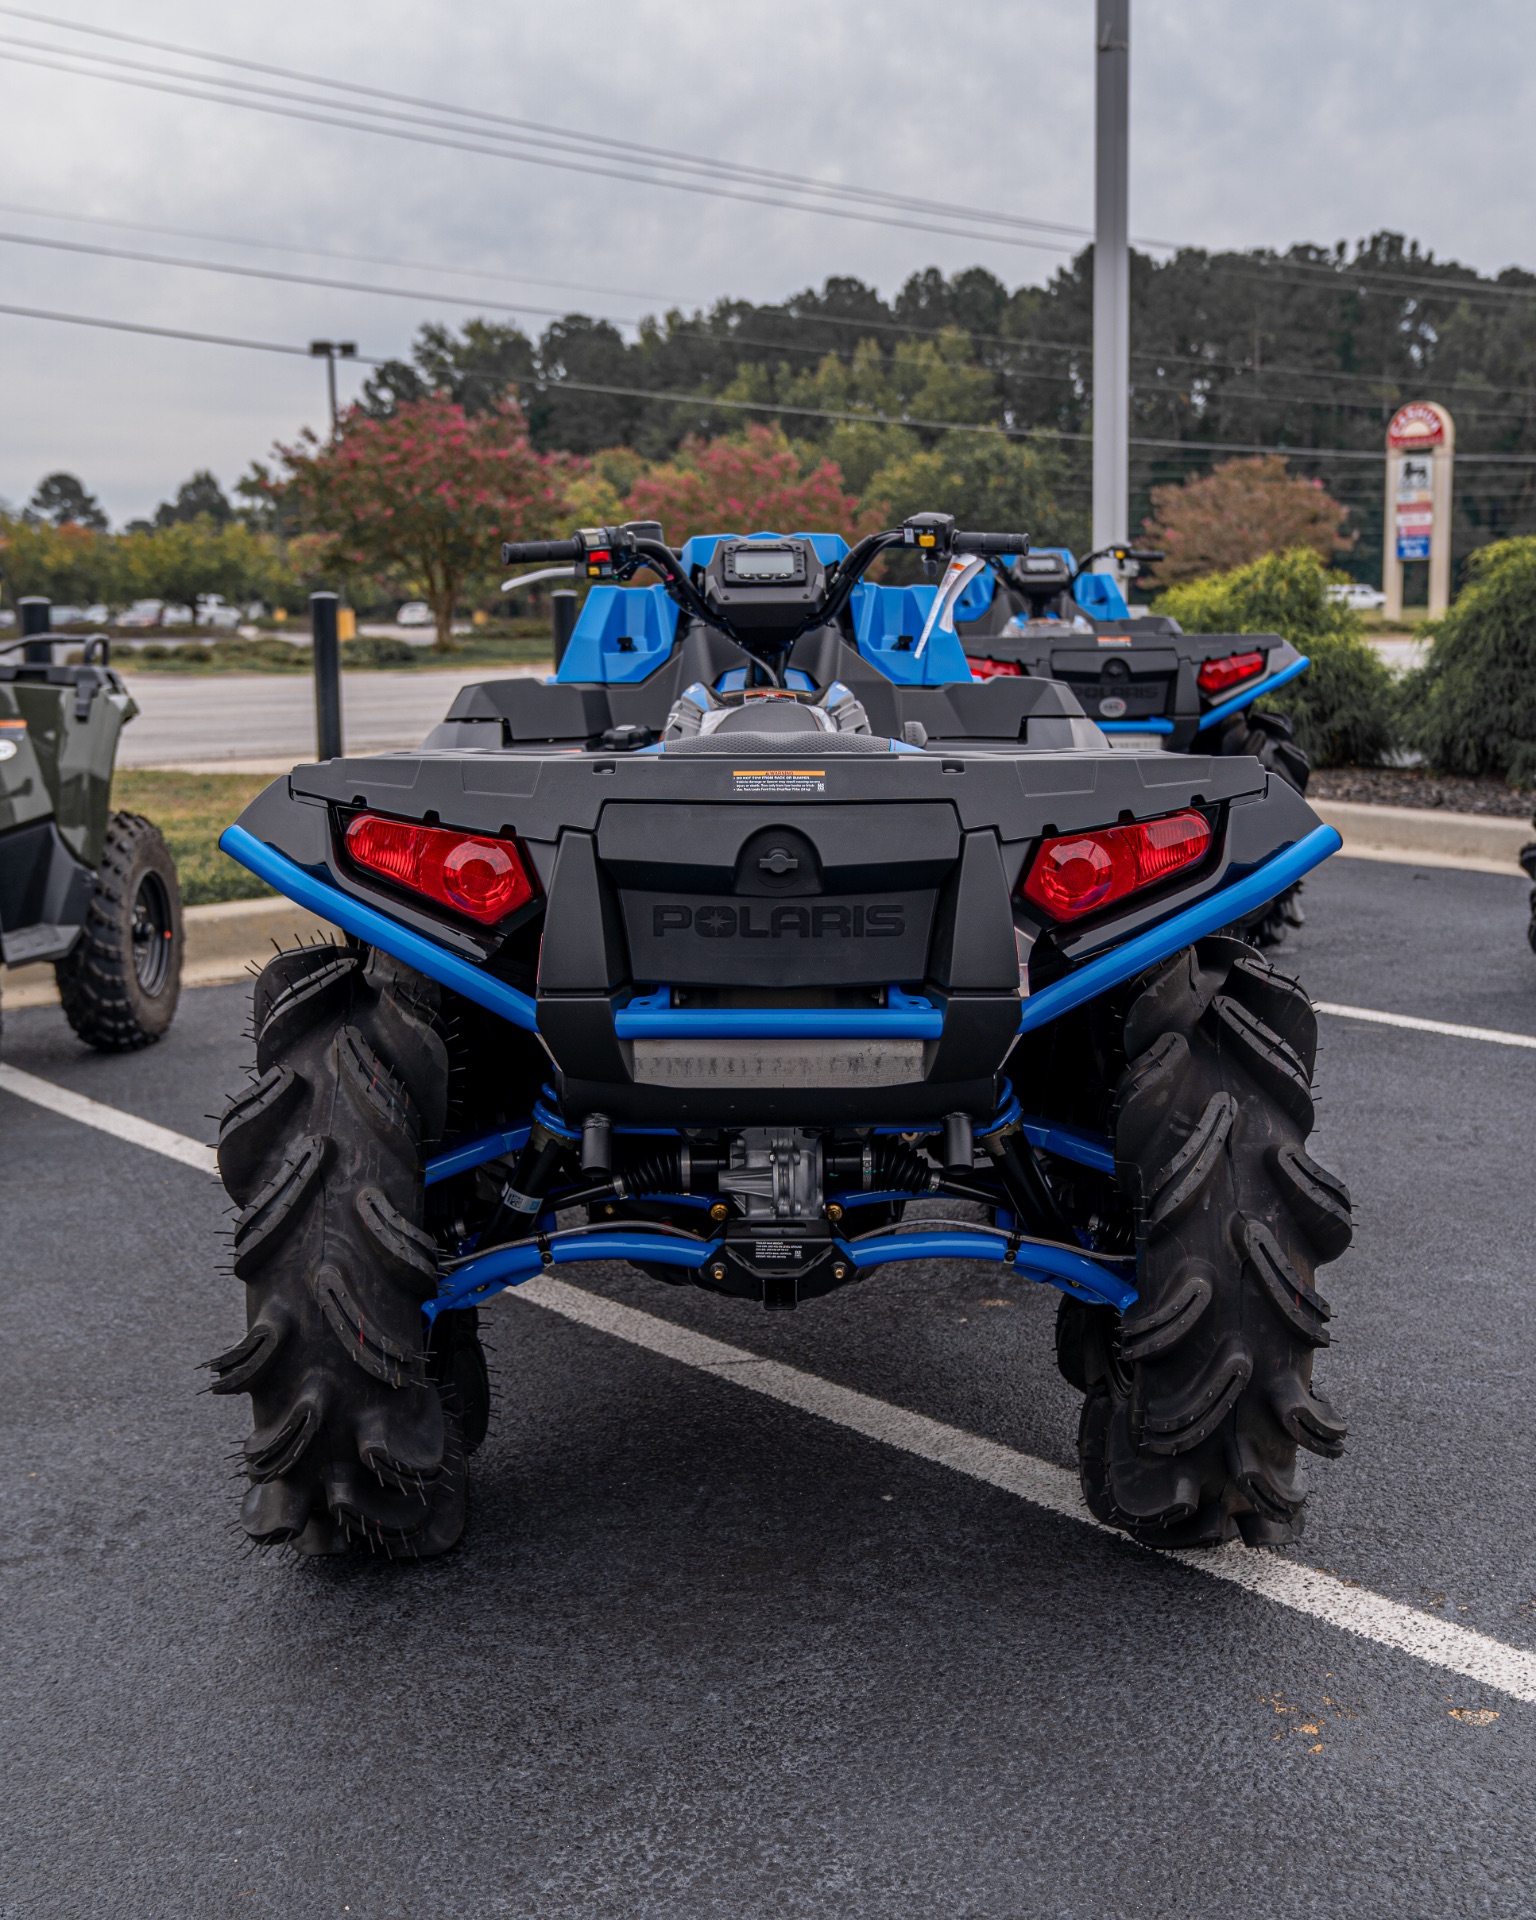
[498,517,1034,663]
[953,531,1032,555]
[500,538,584,564]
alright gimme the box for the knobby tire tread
[1064,935,1352,1548]
[211,942,480,1557]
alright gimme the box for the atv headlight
[344,813,536,926]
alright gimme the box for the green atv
[0,600,183,1048]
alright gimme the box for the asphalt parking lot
[3,853,1536,1919]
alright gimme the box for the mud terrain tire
[55,811,183,1049]
[210,943,474,1556]
[1060,936,1351,1547]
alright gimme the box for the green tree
[1403,537,1536,782]
[863,433,1081,551]
[1156,548,1396,766]
[0,515,116,603]
[27,472,108,530]
[153,470,233,527]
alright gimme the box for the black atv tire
[210,942,476,1556]
[1209,711,1310,949]
[55,811,183,1050]
[1057,936,1351,1548]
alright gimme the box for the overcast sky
[1,0,1532,524]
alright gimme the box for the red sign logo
[1388,403,1446,448]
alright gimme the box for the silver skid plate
[631,1037,925,1089]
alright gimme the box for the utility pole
[1093,0,1130,562]
[309,340,358,433]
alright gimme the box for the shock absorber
[978,1119,1077,1242]
[493,1117,573,1230]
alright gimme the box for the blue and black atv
[956,545,1313,947]
[212,514,1351,1561]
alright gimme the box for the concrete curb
[1311,800,1532,877]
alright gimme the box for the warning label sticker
[732,769,826,794]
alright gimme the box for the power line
[0,6,1117,246]
[0,39,1082,257]
[9,12,1534,319]
[10,195,1534,416]
[0,224,634,325]
[0,197,702,309]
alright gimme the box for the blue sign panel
[1397,535,1431,561]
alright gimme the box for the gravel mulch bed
[1308,766,1534,818]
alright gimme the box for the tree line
[362,232,1536,584]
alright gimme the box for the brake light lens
[968,656,1023,679]
[344,814,536,925]
[1197,650,1264,697]
[1021,811,1212,921]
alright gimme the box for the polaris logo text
[652,903,904,939]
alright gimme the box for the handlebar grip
[952,531,1031,555]
[500,538,582,564]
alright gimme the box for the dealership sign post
[1382,402,1455,619]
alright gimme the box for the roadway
[2,853,1534,1916]
[115,664,546,769]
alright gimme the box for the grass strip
[112,769,276,905]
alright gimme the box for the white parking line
[6,1062,1534,1705]
[0,1063,217,1173]
[1317,1002,1536,1050]
[513,1277,1536,1705]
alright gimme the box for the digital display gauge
[730,548,799,580]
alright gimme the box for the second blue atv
[211,513,1351,1563]
[957,545,1313,947]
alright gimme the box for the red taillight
[344,814,536,925]
[968,656,1023,679]
[1020,811,1212,922]
[1197,650,1264,697]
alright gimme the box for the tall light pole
[1092,0,1130,562]
[309,339,357,432]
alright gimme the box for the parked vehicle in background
[161,604,194,628]
[956,546,1313,947]
[1326,582,1386,612]
[49,606,89,628]
[84,604,111,626]
[195,594,243,631]
[117,600,164,629]
[1,618,183,1048]
[396,600,432,627]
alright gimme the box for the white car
[161,603,194,627]
[117,600,164,628]
[84,604,111,626]
[49,605,88,627]
[396,600,432,628]
[196,594,243,631]
[1327,582,1386,611]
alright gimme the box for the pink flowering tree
[624,424,874,546]
[277,395,568,651]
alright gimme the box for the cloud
[0,0,1526,521]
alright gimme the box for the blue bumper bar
[219,822,543,1032]
[431,1223,1136,1318]
[223,816,1339,1050]
[1018,822,1340,1035]
[1194,654,1310,733]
